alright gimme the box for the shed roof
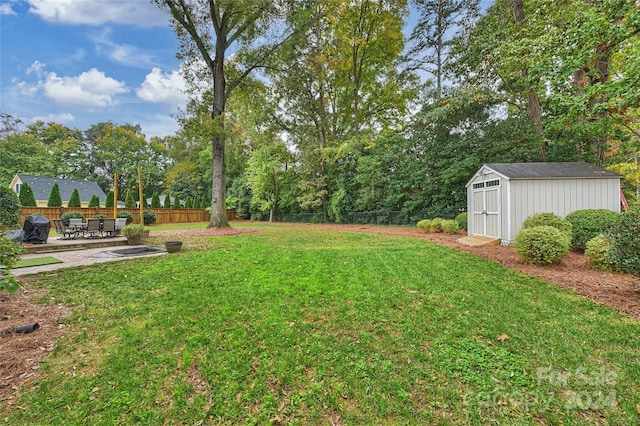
[483,162,621,180]
[16,174,107,202]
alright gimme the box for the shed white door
[471,180,500,238]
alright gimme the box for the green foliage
[124,189,136,208]
[515,225,570,265]
[606,211,640,276]
[185,196,193,208]
[522,213,572,238]
[172,195,181,208]
[120,224,145,237]
[441,219,460,234]
[455,212,468,230]
[60,211,84,226]
[117,211,134,224]
[88,194,101,208]
[143,210,157,226]
[565,209,620,250]
[105,191,114,208]
[429,217,445,232]
[47,183,62,207]
[18,182,37,206]
[0,238,24,294]
[67,188,81,208]
[151,192,161,208]
[163,193,172,208]
[0,186,21,229]
[585,234,617,272]
[416,219,431,232]
[93,214,107,219]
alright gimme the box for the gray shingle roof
[485,162,622,179]
[17,174,107,202]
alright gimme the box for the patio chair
[114,218,127,236]
[85,218,102,238]
[101,218,116,237]
[54,219,78,240]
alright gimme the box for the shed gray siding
[466,162,621,243]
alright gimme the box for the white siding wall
[506,178,621,241]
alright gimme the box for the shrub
[455,212,468,230]
[105,191,114,208]
[173,195,182,208]
[117,211,134,224]
[88,194,101,208]
[0,238,24,294]
[60,211,84,226]
[121,224,145,237]
[164,193,172,208]
[585,234,617,272]
[151,192,161,208]
[67,188,81,207]
[515,225,570,265]
[93,214,107,219]
[47,183,62,207]
[124,190,136,208]
[143,209,157,225]
[18,182,37,206]
[0,186,21,230]
[522,213,572,238]
[565,209,620,250]
[430,218,445,232]
[442,219,460,234]
[416,219,431,232]
[606,211,640,276]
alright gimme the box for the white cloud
[18,62,129,109]
[90,27,157,68]
[137,68,187,105]
[30,112,75,124]
[27,0,169,27]
[0,2,17,16]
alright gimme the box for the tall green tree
[124,189,136,208]
[47,183,62,207]
[18,182,37,207]
[154,0,306,228]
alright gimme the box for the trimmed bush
[151,192,161,208]
[117,211,134,224]
[515,225,570,265]
[143,209,157,225]
[585,234,617,272]
[18,182,37,206]
[522,212,572,237]
[455,212,468,230]
[124,190,136,208]
[105,191,114,208]
[441,219,460,234]
[88,194,101,208]
[60,211,84,226]
[173,195,182,208]
[93,214,107,219]
[47,183,62,207]
[429,218,445,232]
[68,188,81,207]
[606,211,640,276]
[164,193,172,208]
[416,219,431,232]
[565,209,620,250]
[0,186,21,229]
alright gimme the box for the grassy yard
[3,224,639,425]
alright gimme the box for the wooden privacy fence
[20,207,237,226]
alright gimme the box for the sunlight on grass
[4,224,639,424]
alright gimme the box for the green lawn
[4,224,639,425]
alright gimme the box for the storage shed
[466,162,622,243]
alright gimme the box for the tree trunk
[208,38,229,228]
[510,0,545,157]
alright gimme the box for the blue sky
[1,0,492,139]
[1,0,186,138]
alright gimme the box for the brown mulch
[2,223,639,404]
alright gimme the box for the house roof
[483,162,622,180]
[15,174,107,202]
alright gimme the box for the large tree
[154,0,304,227]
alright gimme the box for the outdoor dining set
[53,218,128,240]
